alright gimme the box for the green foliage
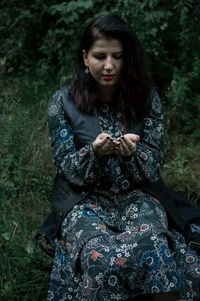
[164,56,200,136]
[0,78,55,300]
[163,133,200,204]
[0,77,54,202]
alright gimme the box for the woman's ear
[82,50,88,66]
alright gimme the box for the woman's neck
[98,85,117,103]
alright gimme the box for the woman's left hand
[114,134,140,157]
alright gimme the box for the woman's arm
[119,89,165,184]
[48,90,107,187]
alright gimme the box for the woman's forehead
[90,38,123,52]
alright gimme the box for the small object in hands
[131,143,136,152]
[85,67,89,74]
[131,143,135,150]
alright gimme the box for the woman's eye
[93,54,123,60]
[94,55,105,60]
[113,54,123,60]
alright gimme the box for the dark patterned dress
[47,89,200,301]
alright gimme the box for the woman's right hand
[92,133,117,159]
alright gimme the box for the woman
[43,14,200,301]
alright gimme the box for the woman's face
[83,38,123,89]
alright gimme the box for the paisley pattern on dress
[47,88,200,301]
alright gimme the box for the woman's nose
[104,57,113,70]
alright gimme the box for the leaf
[1,232,11,241]
[25,243,34,254]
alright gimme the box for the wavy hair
[69,14,151,128]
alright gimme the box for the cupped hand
[115,133,140,157]
[93,133,117,159]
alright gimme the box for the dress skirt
[47,190,200,301]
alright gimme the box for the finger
[118,137,137,156]
[121,136,136,152]
[98,133,112,139]
[96,134,113,146]
[119,137,131,155]
[94,136,108,153]
[97,136,110,147]
[124,134,140,142]
[114,138,127,156]
[100,138,114,154]
[124,139,136,153]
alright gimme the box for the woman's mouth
[102,75,115,80]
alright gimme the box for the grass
[0,76,199,300]
[163,132,200,205]
[0,77,55,300]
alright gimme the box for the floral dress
[47,89,200,301]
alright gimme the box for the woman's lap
[48,193,200,301]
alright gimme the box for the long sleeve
[47,90,106,187]
[119,89,165,184]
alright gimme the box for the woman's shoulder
[51,84,70,101]
[49,85,75,110]
[49,84,84,121]
[47,85,70,118]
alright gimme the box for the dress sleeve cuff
[89,143,110,166]
[118,151,135,164]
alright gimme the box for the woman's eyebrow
[92,51,123,54]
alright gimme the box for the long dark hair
[69,14,151,128]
